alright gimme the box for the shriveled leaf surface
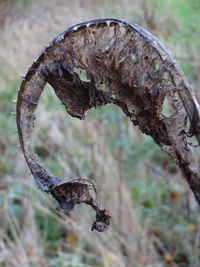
[16,18,200,231]
[51,180,111,232]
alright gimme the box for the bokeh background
[0,0,200,266]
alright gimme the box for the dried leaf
[16,18,200,232]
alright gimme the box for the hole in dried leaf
[155,62,160,71]
[74,68,91,82]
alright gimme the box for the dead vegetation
[1,0,200,266]
[17,17,200,221]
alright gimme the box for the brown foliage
[16,18,200,231]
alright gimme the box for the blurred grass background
[0,0,200,266]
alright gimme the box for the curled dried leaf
[50,179,111,232]
[16,18,200,231]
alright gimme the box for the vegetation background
[0,0,200,266]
